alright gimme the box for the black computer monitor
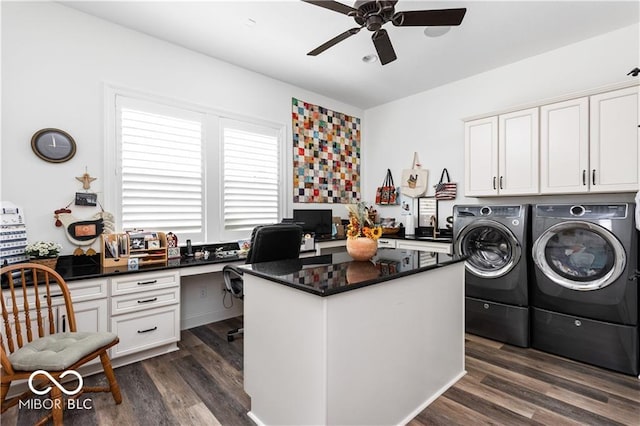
[292,209,333,237]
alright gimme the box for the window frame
[104,84,288,244]
[219,117,286,241]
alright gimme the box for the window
[222,119,281,234]
[107,87,286,244]
[115,96,205,242]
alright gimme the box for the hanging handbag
[401,152,429,198]
[434,168,457,200]
[375,169,398,205]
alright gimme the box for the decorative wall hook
[76,167,97,190]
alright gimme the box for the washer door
[532,221,626,291]
[456,220,521,278]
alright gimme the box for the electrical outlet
[199,287,207,298]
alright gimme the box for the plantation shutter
[222,120,280,232]
[119,100,204,241]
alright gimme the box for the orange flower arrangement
[345,202,382,240]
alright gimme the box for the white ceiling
[60,0,639,109]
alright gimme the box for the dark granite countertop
[53,245,248,282]
[241,248,464,297]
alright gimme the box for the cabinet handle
[44,293,63,299]
[492,176,497,190]
[137,326,158,334]
[592,169,596,186]
[499,176,504,190]
[61,314,66,333]
[137,297,158,304]
[582,170,586,186]
[137,280,158,286]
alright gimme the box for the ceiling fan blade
[392,8,467,27]
[301,0,357,16]
[372,29,397,65]
[307,27,362,56]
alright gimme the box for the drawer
[532,307,639,375]
[377,239,396,249]
[466,297,530,347]
[396,241,452,254]
[110,305,180,359]
[3,278,107,311]
[111,287,179,316]
[110,270,179,296]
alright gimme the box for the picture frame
[147,239,160,249]
[130,237,145,250]
[75,192,98,206]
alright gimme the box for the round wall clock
[31,128,77,163]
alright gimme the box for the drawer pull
[44,293,64,299]
[137,280,158,286]
[137,297,158,304]
[137,326,158,334]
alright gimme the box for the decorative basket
[382,227,400,235]
[29,257,59,270]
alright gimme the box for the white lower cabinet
[108,270,180,360]
[395,240,452,254]
[377,238,396,249]
[60,298,108,334]
[110,305,180,359]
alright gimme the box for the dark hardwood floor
[3,317,639,425]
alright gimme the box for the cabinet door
[540,97,589,193]
[58,299,108,333]
[465,116,498,196]
[498,108,539,195]
[590,86,639,193]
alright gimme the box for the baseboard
[398,369,467,425]
[181,306,242,330]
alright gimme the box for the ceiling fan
[302,0,466,65]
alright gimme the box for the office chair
[0,263,122,425]
[223,224,303,342]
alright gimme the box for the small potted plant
[25,241,62,269]
[345,202,382,261]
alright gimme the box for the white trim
[103,82,287,243]
[463,81,640,122]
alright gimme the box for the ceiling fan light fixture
[424,26,451,37]
[362,54,378,63]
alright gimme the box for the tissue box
[301,235,315,251]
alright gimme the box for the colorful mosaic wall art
[292,98,361,203]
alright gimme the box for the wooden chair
[0,263,122,425]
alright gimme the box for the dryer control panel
[536,204,628,219]
[455,205,523,218]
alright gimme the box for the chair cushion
[8,332,117,371]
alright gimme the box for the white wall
[363,23,640,228]
[0,1,363,255]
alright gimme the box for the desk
[242,249,466,425]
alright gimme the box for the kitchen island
[241,248,466,426]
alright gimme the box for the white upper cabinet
[465,108,539,197]
[589,86,639,193]
[464,116,498,196]
[540,97,589,193]
[498,108,539,195]
[466,84,639,198]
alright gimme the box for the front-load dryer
[530,203,639,375]
[453,204,530,347]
